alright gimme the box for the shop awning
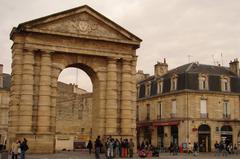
[137,122,152,127]
[153,121,179,126]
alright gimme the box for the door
[198,124,211,152]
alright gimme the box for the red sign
[153,121,179,126]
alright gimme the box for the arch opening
[55,64,97,151]
[198,124,211,152]
[220,125,233,146]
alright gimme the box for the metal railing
[170,113,176,118]
[223,114,231,119]
[200,113,208,118]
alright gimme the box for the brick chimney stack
[154,58,168,76]
[229,58,239,76]
[0,64,3,88]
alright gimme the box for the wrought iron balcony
[145,116,150,121]
[200,113,208,118]
[157,115,162,120]
[223,114,231,119]
[170,113,176,118]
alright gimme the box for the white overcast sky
[0,0,240,92]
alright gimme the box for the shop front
[220,125,233,146]
[137,121,152,146]
[153,121,179,148]
[198,124,211,152]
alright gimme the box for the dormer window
[221,76,230,92]
[137,84,140,98]
[199,73,208,90]
[171,74,178,91]
[145,81,151,96]
[157,79,163,94]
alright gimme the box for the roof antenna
[188,55,192,63]
[221,53,223,66]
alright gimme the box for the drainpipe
[186,91,189,147]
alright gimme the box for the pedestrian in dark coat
[87,140,93,154]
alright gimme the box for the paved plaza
[6,151,238,159]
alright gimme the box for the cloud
[1,0,239,91]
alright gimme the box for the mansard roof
[163,63,236,78]
[138,62,238,84]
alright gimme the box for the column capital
[107,57,119,64]
[23,47,35,53]
[122,58,132,62]
[40,49,55,54]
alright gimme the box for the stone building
[9,5,140,153]
[0,64,93,150]
[55,82,92,151]
[136,59,240,152]
[0,64,10,145]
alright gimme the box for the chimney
[229,58,239,76]
[136,70,145,81]
[154,58,168,76]
[0,64,3,88]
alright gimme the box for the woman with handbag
[10,139,20,159]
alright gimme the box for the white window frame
[199,74,208,90]
[145,82,151,96]
[157,80,163,94]
[221,77,230,92]
[200,99,207,114]
[171,75,178,91]
[223,101,230,115]
[157,102,163,119]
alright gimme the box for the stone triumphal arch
[9,5,141,153]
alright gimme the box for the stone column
[96,72,107,137]
[105,58,118,135]
[32,53,41,134]
[51,65,61,133]
[37,51,52,133]
[121,59,133,136]
[8,44,24,146]
[131,56,137,150]
[18,49,35,132]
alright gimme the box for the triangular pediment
[13,5,141,45]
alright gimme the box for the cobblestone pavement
[13,151,240,159]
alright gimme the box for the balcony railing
[223,114,231,119]
[200,113,208,118]
[170,113,176,118]
[145,116,150,121]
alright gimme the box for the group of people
[10,138,29,159]
[138,141,156,157]
[87,136,135,159]
[214,141,239,156]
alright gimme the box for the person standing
[87,140,93,154]
[214,141,220,156]
[19,138,28,159]
[106,138,114,159]
[95,136,102,159]
[129,139,134,158]
[11,139,19,159]
[193,142,198,156]
[115,139,120,157]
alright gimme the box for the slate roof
[139,63,237,83]
[163,63,236,78]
